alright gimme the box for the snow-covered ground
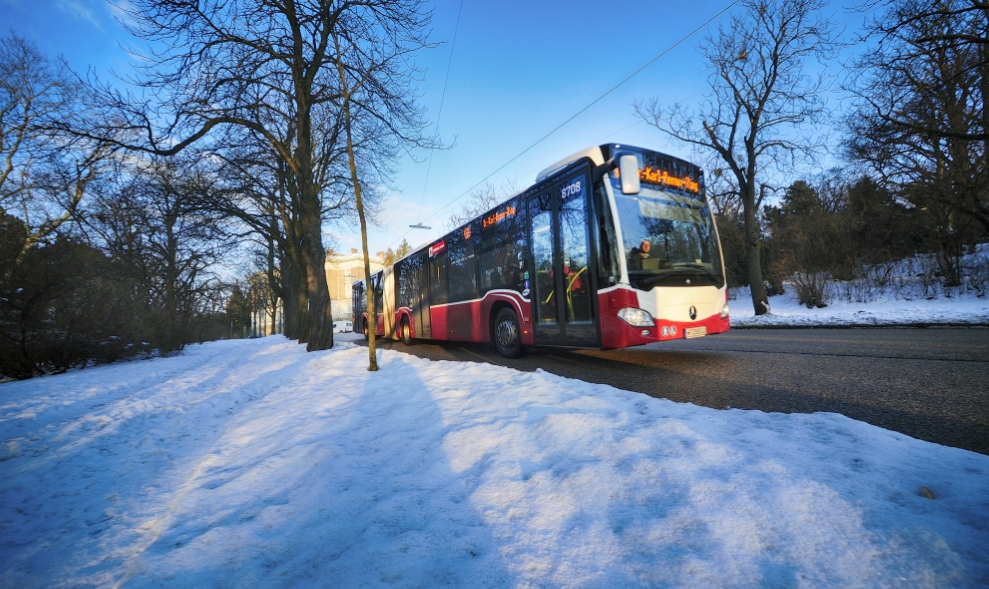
[730,285,989,327]
[2,337,987,588]
[731,246,989,327]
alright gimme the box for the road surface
[350,328,989,455]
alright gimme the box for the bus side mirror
[619,155,641,194]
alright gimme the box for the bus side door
[527,167,598,347]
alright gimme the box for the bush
[0,235,152,379]
[793,271,831,308]
[0,223,229,380]
[968,247,989,297]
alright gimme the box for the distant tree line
[639,0,988,312]
[0,128,231,377]
[715,172,968,307]
[0,35,222,378]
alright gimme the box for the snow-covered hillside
[730,285,989,327]
[2,338,987,588]
[731,246,989,327]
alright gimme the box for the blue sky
[4,0,866,257]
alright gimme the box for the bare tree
[330,2,435,371]
[88,156,229,351]
[210,124,342,342]
[247,268,280,335]
[847,0,988,284]
[446,179,522,231]
[1,34,65,201]
[861,0,989,143]
[0,34,114,265]
[335,46,379,370]
[204,77,392,342]
[635,0,837,315]
[82,1,395,351]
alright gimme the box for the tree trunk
[293,262,310,342]
[980,31,989,234]
[743,187,770,315]
[282,278,296,339]
[281,257,302,341]
[353,180,378,372]
[300,203,334,351]
[265,215,283,336]
[334,33,377,371]
[280,232,310,342]
[294,149,332,350]
[288,73,333,352]
[163,215,183,351]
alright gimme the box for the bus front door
[528,169,598,347]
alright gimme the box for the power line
[412,0,466,229]
[388,0,741,249]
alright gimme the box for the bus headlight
[618,307,654,327]
[720,302,730,319]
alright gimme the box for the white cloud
[105,0,139,29]
[56,0,102,30]
[325,193,440,257]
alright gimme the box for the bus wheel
[493,308,523,358]
[362,319,369,341]
[401,316,413,346]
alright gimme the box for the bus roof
[534,146,606,184]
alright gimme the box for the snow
[730,245,989,328]
[730,285,989,327]
[2,337,988,588]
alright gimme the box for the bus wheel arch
[400,314,413,346]
[492,305,523,359]
[488,301,511,341]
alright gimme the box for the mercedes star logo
[689,305,697,320]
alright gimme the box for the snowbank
[731,246,989,327]
[730,285,989,327]
[1,338,987,587]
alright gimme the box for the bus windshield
[614,188,725,289]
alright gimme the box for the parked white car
[332,321,353,334]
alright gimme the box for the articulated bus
[352,144,730,358]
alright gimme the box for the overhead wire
[387,0,742,250]
[412,0,466,229]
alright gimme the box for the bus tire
[493,308,523,359]
[401,316,413,346]
[362,318,369,341]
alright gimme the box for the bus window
[447,224,478,302]
[352,280,366,318]
[397,254,424,309]
[594,181,620,283]
[430,250,449,305]
[479,232,525,293]
[530,196,556,325]
[559,173,593,324]
[371,272,383,314]
[479,197,526,294]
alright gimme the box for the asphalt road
[353,328,989,455]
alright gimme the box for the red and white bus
[352,144,730,358]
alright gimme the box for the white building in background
[248,248,384,336]
[252,302,281,337]
[325,248,385,321]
